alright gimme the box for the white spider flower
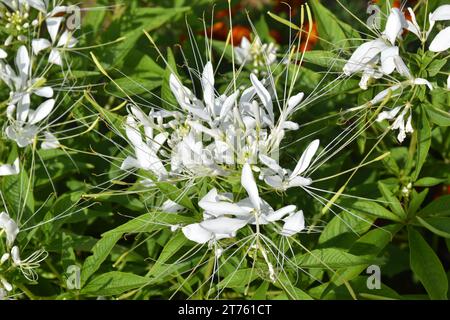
[259,139,320,191]
[235,37,278,71]
[1,46,56,148]
[344,8,413,88]
[0,212,19,247]
[32,29,77,66]
[181,163,306,244]
[376,104,414,143]
[405,5,450,52]
[11,246,48,281]
[0,158,20,176]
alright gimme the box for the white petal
[447,75,450,90]
[32,38,51,55]
[413,78,433,90]
[17,94,31,122]
[200,201,250,217]
[28,99,55,124]
[393,55,412,79]
[380,46,399,75]
[200,217,248,235]
[405,114,414,134]
[0,212,19,246]
[35,86,54,98]
[15,46,30,79]
[429,27,450,52]
[10,246,21,265]
[264,175,284,190]
[46,17,64,43]
[288,176,313,188]
[250,73,274,123]
[41,132,60,150]
[430,5,450,22]
[48,49,63,66]
[343,39,387,75]
[241,163,261,210]
[266,205,297,222]
[376,106,402,122]
[406,8,421,39]
[287,92,304,113]
[202,61,215,113]
[259,154,284,175]
[219,91,239,120]
[0,48,7,59]
[28,0,47,12]
[161,200,184,213]
[281,211,305,236]
[182,223,213,244]
[0,158,20,176]
[291,139,320,178]
[56,30,77,48]
[383,8,407,45]
[120,156,139,170]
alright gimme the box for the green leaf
[319,210,376,247]
[155,181,196,211]
[417,195,450,217]
[408,227,448,300]
[218,268,258,289]
[414,177,446,187]
[427,58,447,77]
[81,212,194,286]
[412,110,431,181]
[426,106,450,127]
[377,182,406,219]
[148,232,189,277]
[349,200,403,222]
[81,271,149,296]
[417,216,450,238]
[309,0,359,50]
[1,165,34,222]
[295,248,376,269]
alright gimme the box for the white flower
[181,163,306,244]
[0,212,19,247]
[32,29,77,66]
[260,139,320,191]
[406,5,450,52]
[235,37,278,70]
[376,105,414,143]
[1,46,56,148]
[11,246,48,281]
[0,158,20,176]
[121,113,168,180]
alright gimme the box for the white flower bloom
[376,105,414,143]
[260,139,320,191]
[0,158,20,176]
[235,37,278,71]
[1,46,56,148]
[10,246,48,281]
[32,30,77,66]
[405,5,450,52]
[0,212,19,247]
[181,163,306,244]
[161,199,184,213]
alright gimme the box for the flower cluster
[0,0,78,149]
[344,4,450,143]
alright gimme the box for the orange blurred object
[208,21,229,41]
[298,22,318,52]
[232,25,252,46]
